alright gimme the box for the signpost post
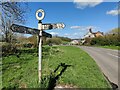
[10,9,65,83]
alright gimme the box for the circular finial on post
[36,9,45,21]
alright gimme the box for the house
[81,28,103,44]
[84,28,103,38]
[70,40,79,45]
[84,28,95,38]
[94,31,104,37]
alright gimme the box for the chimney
[89,28,92,33]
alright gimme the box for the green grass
[97,45,119,50]
[2,48,39,89]
[2,46,111,89]
[0,58,2,90]
[42,46,111,88]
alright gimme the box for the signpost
[10,9,65,83]
[10,24,52,38]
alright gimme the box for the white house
[70,40,79,45]
[84,28,95,38]
[81,28,103,44]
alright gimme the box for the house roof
[88,29,103,35]
[83,28,104,38]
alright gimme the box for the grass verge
[2,46,111,89]
[42,46,111,88]
[96,45,119,50]
[2,48,39,89]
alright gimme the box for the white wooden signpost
[10,9,65,83]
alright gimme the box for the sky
[19,1,119,39]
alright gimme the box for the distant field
[2,46,111,89]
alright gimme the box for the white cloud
[106,9,120,16]
[63,32,85,39]
[70,25,99,31]
[73,33,79,35]
[50,32,58,36]
[64,33,70,36]
[70,26,81,29]
[74,0,103,9]
[70,26,86,30]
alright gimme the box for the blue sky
[21,2,118,39]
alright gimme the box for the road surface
[78,46,119,87]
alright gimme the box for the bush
[2,43,17,56]
[90,34,119,46]
[84,38,92,45]
[23,43,33,48]
[15,44,23,49]
[46,38,62,45]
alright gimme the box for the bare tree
[0,1,28,43]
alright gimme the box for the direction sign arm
[10,24,38,34]
[42,23,65,30]
[10,24,52,38]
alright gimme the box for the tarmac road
[78,46,119,88]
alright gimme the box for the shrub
[46,38,62,45]
[23,43,33,48]
[2,43,17,56]
[90,34,119,46]
[84,38,92,45]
